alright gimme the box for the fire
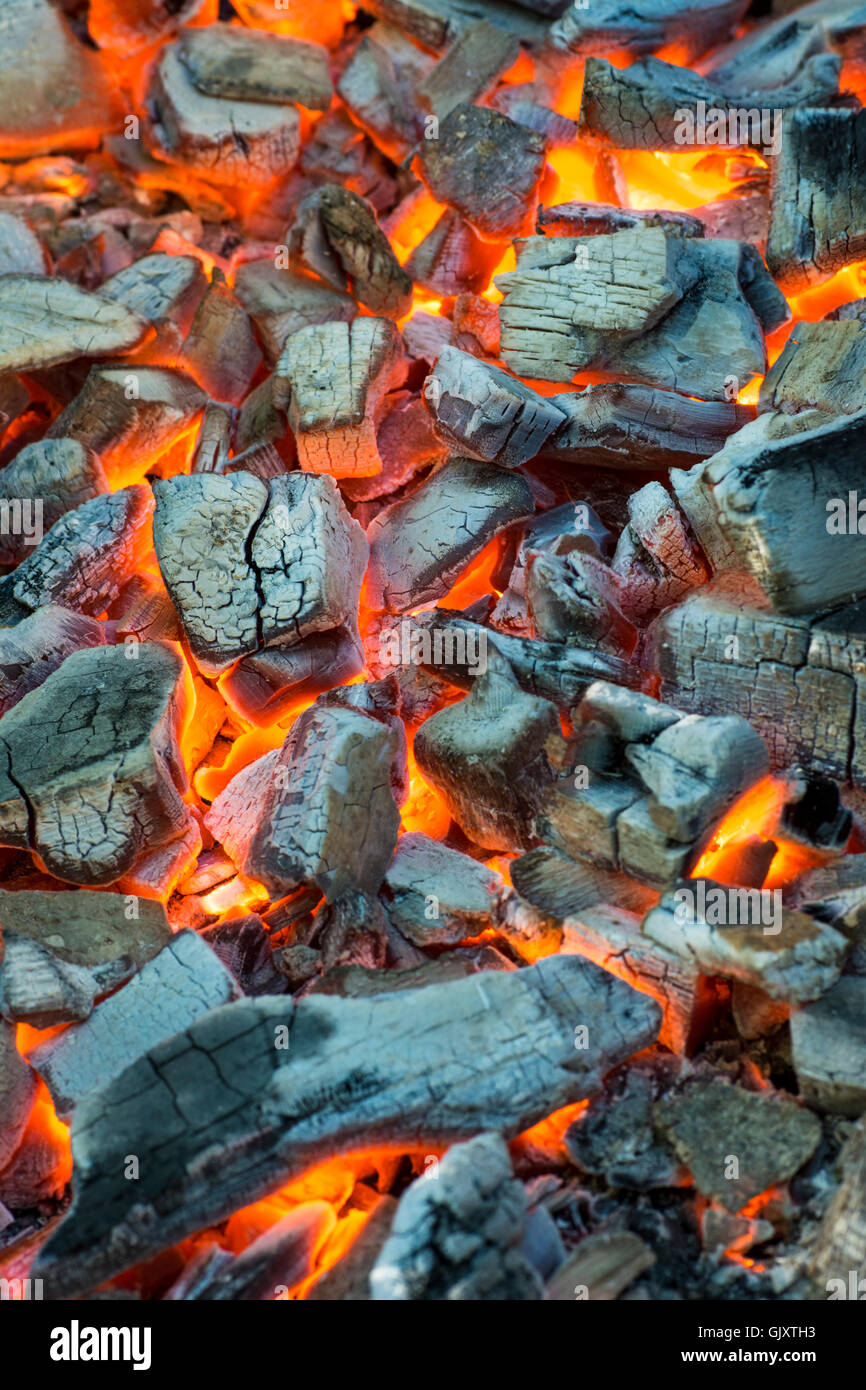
[690,776,828,889]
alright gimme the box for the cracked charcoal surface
[0,641,191,885]
[0,485,153,625]
[370,1132,542,1300]
[32,953,661,1296]
[0,274,148,372]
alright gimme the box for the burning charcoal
[526,551,637,654]
[370,1133,543,1300]
[413,651,561,851]
[420,22,520,118]
[405,210,505,299]
[99,253,208,361]
[286,184,412,318]
[32,953,661,1295]
[342,391,448,503]
[209,706,402,901]
[732,982,789,1040]
[453,291,501,356]
[172,1202,335,1301]
[563,1066,688,1190]
[221,630,365,726]
[174,277,260,406]
[280,944,323,990]
[678,408,866,614]
[178,24,333,110]
[0,939,96,1029]
[274,317,405,477]
[497,229,788,398]
[0,0,121,160]
[578,55,840,152]
[0,485,153,625]
[118,817,202,901]
[535,203,706,239]
[759,318,866,415]
[546,1231,655,1302]
[791,977,866,1116]
[337,23,433,162]
[0,1018,36,1171]
[154,472,367,675]
[233,262,356,365]
[200,915,287,997]
[643,887,849,1003]
[307,1194,397,1301]
[0,889,172,996]
[382,832,505,946]
[557,904,711,1054]
[249,706,402,900]
[28,930,240,1118]
[147,43,301,188]
[46,365,206,487]
[0,274,148,373]
[408,609,640,705]
[511,502,614,593]
[508,845,655,926]
[545,383,752,471]
[0,1094,69,1208]
[402,309,453,364]
[418,104,547,241]
[0,606,104,717]
[0,212,48,276]
[808,1113,866,1294]
[192,400,235,474]
[579,681,681,746]
[655,1079,822,1211]
[315,891,389,972]
[367,458,533,612]
[317,675,410,805]
[624,711,767,841]
[779,769,851,855]
[0,439,107,566]
[423,347,568,467]
[549,0,747,62]
[701,1206,774,1261]
[767,109,866,292]
[0,642,192,886]
[360,0,551,49]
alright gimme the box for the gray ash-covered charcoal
[418,104,547,241]
[0,274,148,373]
[422,346,568,467]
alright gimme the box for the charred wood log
[28,930,240,1118]
[548,0,748,62]
[422,346,568,467]
[370,1132,542,1300]
[32,952,661,1296]
[179,277,262,406]
[497,229,788,398]
[0,485,153,625]
[147,43,301,189]
[0,606,104,718]
[791,976,866,1116]
[405,210,504,299]
[337,23,433,163]
[366,456,533,612]
[418,104,547,242]
[543,383,752,470]
[0,641,192,886]
[46,365,206,487]
[643,888,849,1003]
[382,832,506,946]
[0,438,108,566]
[274,317,405,477]
[0,274,148,373]
[208,705,403,902]
[413,650,562,851]
[759,318,866,414]
[675,408,866,614]
[154,472,367,676]
[177,24,333,110]
[99,253,207,362]
[286,184,412,318]
[420,22,520,119]
[578,55,841,152]
[767,109,866,292]
[233,262,356,366]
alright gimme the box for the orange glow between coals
[690,777,830,889]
